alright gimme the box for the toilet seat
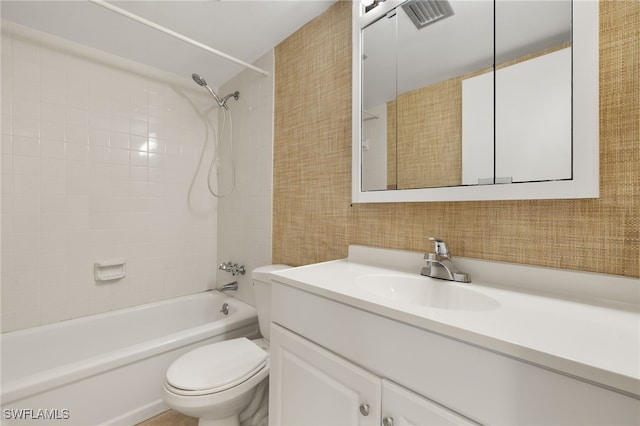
[166,338,268,396]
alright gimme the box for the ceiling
[0,0,336,88]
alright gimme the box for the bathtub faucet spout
[217,281,238,292]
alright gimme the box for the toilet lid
[166,338,267,394]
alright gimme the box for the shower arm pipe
[88,0,270,77]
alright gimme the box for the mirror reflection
[361,0,572,192]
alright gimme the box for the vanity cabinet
[270,323,477,426]
[381,379,477,426]
[270,279,639,425]
[269,323,380,425]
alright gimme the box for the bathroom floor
[136,410,197,426]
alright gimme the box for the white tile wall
[216,52,274,306]
[1,22,223,332]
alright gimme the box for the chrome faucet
[217,281,238,292]
[218,261,246,276]
[421,237,471,283]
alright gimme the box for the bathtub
[1,291,259,426]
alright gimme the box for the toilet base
[163,367,269,426]
[198,415,239,426]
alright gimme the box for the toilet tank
[252,265,291,341]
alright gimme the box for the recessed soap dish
[94,259,126,281]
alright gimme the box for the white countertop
[271,245,640,397]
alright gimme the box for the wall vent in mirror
[402,0,455,29]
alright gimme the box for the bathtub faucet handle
[218,261,245,276]
[232,263,245,276]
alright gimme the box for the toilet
[162,265,290,426]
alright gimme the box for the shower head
[192,73,224,107]
[192,73,240,109]
[192,73,207,87]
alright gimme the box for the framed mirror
[352,0,599,203]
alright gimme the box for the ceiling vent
[401,0,454,29]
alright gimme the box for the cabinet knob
[359,403,370,416]
[383,417,394,426]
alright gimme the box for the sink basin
[356,274,500,310]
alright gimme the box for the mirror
[352,0,599,202]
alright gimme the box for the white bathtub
[1,291,259,426]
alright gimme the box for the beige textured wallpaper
[273,1,639,278]
[396,77,462,189]
[386,100,397,189]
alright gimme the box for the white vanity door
[382,379,479,426]
[269,323,381,426]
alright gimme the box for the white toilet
[162,265,289,426]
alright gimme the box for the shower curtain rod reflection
[88,0,270,77]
